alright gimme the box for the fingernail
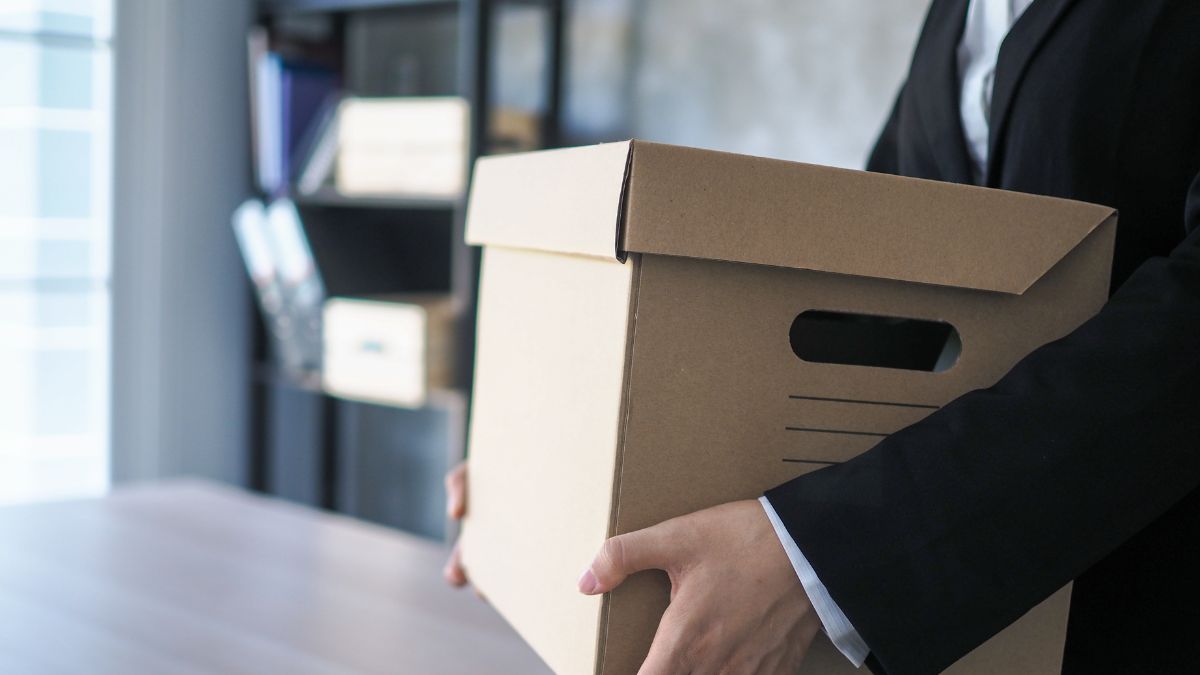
[577,568,599,594]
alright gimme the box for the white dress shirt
[762,0,1038,666]
[958,0,1037,182]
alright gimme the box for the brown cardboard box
[322,294,456,408]
[460,141,1116,675]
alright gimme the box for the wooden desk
[0,481,551,674]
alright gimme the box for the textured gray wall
[630,0,928,167]
[553,0,930,169]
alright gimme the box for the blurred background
[3,0,927,540]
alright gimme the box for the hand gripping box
[460,141,1116,675]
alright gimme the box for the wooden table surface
[0,481,551,675]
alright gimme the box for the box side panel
[460,246,635,675]
[600,230,1111,674]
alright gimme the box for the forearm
[759,496,870,667]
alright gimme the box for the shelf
[253,362,466,412]
[253,362,324,393]
[260,0,458,14]
[324,387,467,412]
[292,189,461,211]
[261,0,553,15]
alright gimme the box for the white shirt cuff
[759,495,870,668]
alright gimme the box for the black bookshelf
[247,0,566,539]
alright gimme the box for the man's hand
[442,462,469,587]
[579,500,820,675]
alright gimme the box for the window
[0,0,112,504]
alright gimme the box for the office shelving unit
[247,0,565,538]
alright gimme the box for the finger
[579,521,678,595]
[637,603,689,675]
[442,541,468,587]
[444,462,467,520]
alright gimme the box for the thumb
[578,522,677,596]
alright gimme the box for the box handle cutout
[360,340,386,354]
[789,310,960,373]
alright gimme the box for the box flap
[465,141,632,260]
[622,141,1117,294]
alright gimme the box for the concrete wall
[629,0,928,167]
[555,0,929,169]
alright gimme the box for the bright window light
[0,0,112,504]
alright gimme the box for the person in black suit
[448,1,1200,672]
[764,1,1200,672]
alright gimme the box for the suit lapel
[985,0,1081,184]
[911,0,975,185]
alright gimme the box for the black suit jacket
[765,1,1200,673]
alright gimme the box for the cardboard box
[335,97,468,199]
[322,294,456,408]
[489,107,542,154]
[460,141,1117,675]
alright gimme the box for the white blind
[0,0,112,504]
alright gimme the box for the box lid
[465,140,1117,295]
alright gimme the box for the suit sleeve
[765,165,1200,675]
[865,84,905,175]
